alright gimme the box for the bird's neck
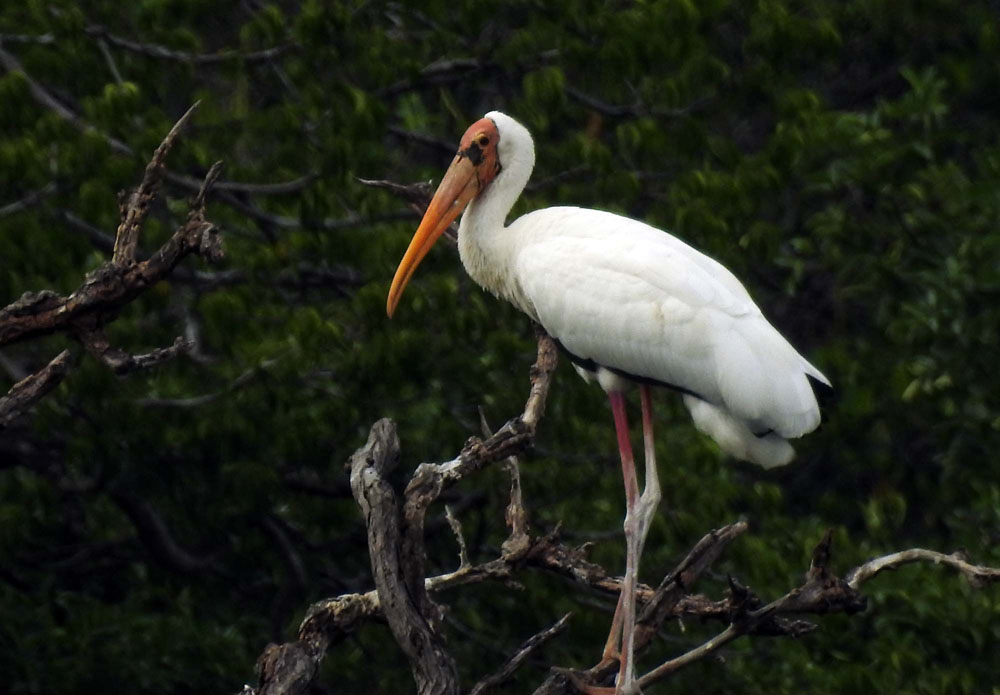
[458,148,533,305]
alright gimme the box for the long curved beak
[386,155,479,317]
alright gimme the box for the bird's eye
[476,134,490,147]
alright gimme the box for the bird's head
[386,116,501,317]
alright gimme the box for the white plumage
[456,111,828,468]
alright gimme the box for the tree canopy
[2,1,999,693]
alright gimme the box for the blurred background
[2,1,999,692]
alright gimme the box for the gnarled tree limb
[246,178,1000,695]
[349,419,459,695]
[0,349,71,428]
[0,105,224,422]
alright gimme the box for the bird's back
[503,207,828,462]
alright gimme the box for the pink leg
[599,387,661,695]
[608,390,640,693]
[636,385,661,560]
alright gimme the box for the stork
[386,112,829,693]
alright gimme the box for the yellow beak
[386,155,480,317]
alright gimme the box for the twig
[535,521,749,693]
[0,30,295,65]
[166,171,317,196]
[474,406,530,555]
[846,548,1000,590]
[388,125,457,155]
[356,177,452,240]
[0,47,302,201]
[110,489,217,575]
[0,149,224,347]
[565,85,709,119]
[0,33,57,44]
[0,182,58,217]
[96,37,124,84]
[0,107,223,426]
[374,57,484,98]
[209,186,415,232]
[0,349,72,428]
[445,506,471,569]
[134,360,268,408]
[525,165,591,192]
[630,533,862,692]
[58,209,116,252]
[79,333,192,376]
[468,613,573,695]
[113,101,201,264]
[0,45,131,152]
[356,177,435,208]
[85,25,295,64]
[252,333,559,695]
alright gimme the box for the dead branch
[166,171,317,196]
[468,613,573,695]
[114,102,200,264]
[357,178,454,241]
[388,125,457,155]
[84,25,296,64]
[0,106,224,420]
[0,161,224,347]
[0,349,71,428]
[0,45,132,155]
[350,419,460,695]
[0,182,58,217]
[110,489,218,575]
[252,332,560,695]
[565,85,710,119]
[134,360,269,408]
[846,547,1000,590]
[80,333,192,376]
[246,176,1000,695]
[0,47,303,201]
[206,185,415,233]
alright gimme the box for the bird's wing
[509,207,823,437]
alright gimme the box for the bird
[386,112,829,694]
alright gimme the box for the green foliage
[2,1,999,693]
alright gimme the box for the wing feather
[507,207,825,438]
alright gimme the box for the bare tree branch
[349,419,460,695]
[113,101,201,265]
[388,125,457,155]
[468,613,573,695]
[252,332,560,695]
[58,209,117,252]
[0,153,224,348]
[110,489,218,575]
[0,107,224,426]
[846,547,1000,590]
[166,171,318,196]
[80,333,192,376]
[84,25,296,64]
[0,47,307,200]
[565,85,710,119]
[0,349,72,428]
[0,182,58,217]
[134,360,270,408]
[95,37,124,84]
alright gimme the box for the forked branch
[0,104,224,421]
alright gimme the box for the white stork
[386,112,829,694]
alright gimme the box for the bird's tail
[682,395,795,469]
